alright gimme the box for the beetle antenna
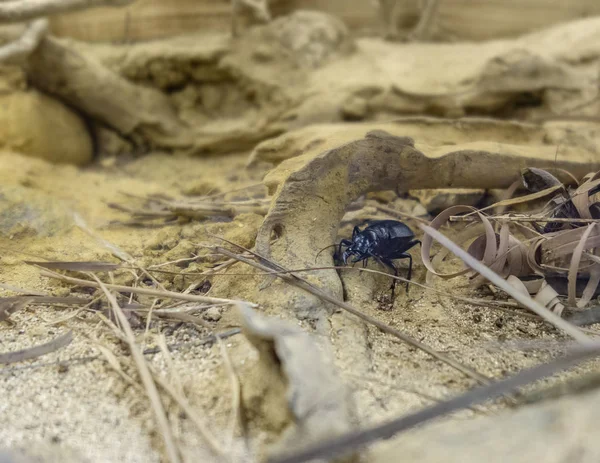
[315,244,337,262]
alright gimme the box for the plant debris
[110,190,269,225]
[0,331,73,365]
[423,167,600,315]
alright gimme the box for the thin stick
[38,267,256,307]
[143,298,159,352]
[195,264,527,311]
[0,282,48,296]
[95,312,225,456]
[269,342,600,463]
[148,256,202,269]
[420,225,591,344]
[158,334,184,398]
[151,368,225,456]
[450,215,600,224]
[143,261,532,316]
[214,246,490,385]
[90,274,181,463]
[94,340,140,389]
[154,311,212,329]
[217,336,241,450]
[0,355,100,375]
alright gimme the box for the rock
[0,185,74,238]
[266,10,355,69]
[0,88,93,165]
[411,203,429,217]
[341,95,369,121]
[203,307,221,322]
[410,188,486,215]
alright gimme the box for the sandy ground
[1,146,598,463]
[3,10,600,463]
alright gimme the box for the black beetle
[335,220,420,297]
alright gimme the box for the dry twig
[217,336,241,450]
[36,266,256,307]
[91,274,181,463]
[449,215,600,224]
[213,245,490,385]
[95,311,226,456]
[269,342,600,463]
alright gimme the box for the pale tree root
[253,129,600,321]
[0,0,192,151]
[26,37,193,150]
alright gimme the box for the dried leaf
[0,282,47,296]
[423,206,532,287]
[0,297,35,321]
[521,168,564,192]
[568,224,600,308]
[426,167,600,311]
[422,205,482,279]
[506,275,564,315]
[25,261,121,272]
[571,178,600,219]
[0,331,73,364]
[420,224,590,343]
[475,185,563,214]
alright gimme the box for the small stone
[341,96,369,121]
[203,307,222,322]
[411,203,429,217]
[57,362,69,374]
[267,10,355,69]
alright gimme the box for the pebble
[203,307,222,322]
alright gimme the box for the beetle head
[341,231,375,264]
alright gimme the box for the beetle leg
[379,257,399,298]
[396,252,413,292]
[352,226,361,239]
